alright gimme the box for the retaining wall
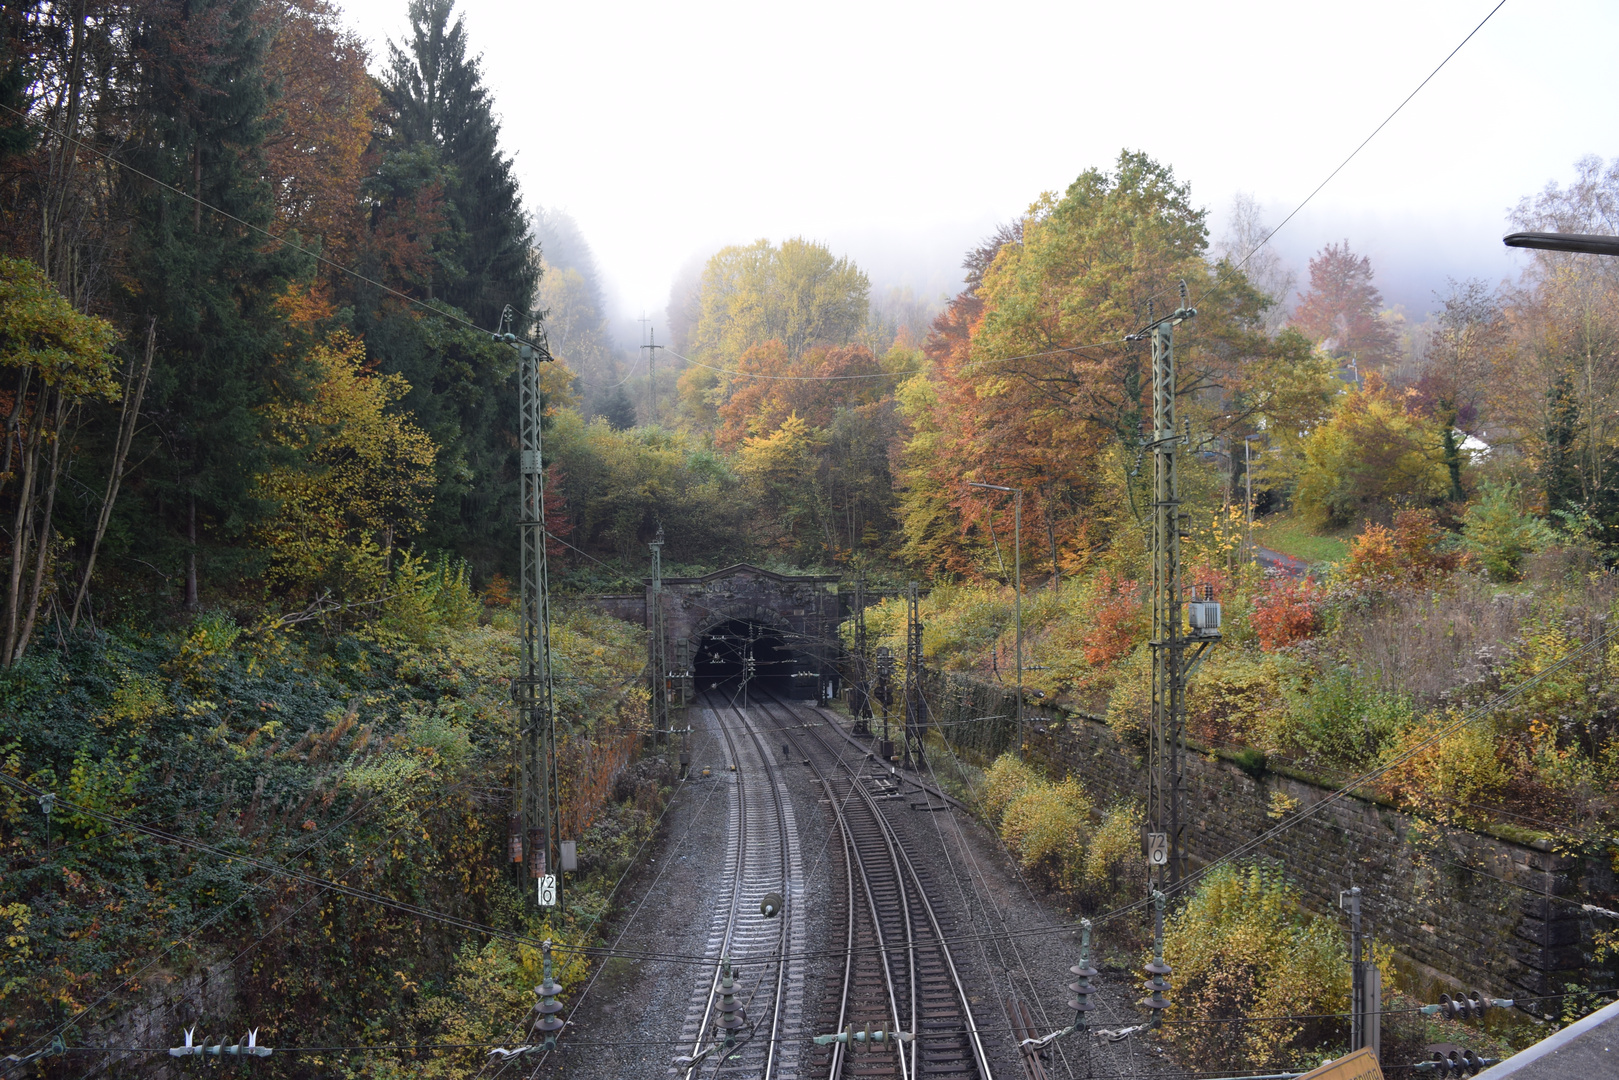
[925,670,1615,1001]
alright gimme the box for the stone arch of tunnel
[657,564,843,704]
[581,563,844,703]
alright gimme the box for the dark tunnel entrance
[693,618,801,697]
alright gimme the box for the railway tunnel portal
[588,563,843,703]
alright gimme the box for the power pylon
[502,309,563,908]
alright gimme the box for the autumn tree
[677,238,870,427]
[713,342,887,447]
[1411,279,1505,502]
[261,0,379,274]
[1295,374,1449,526]
[256,331,437,600]
[0,256,119,664]
[1498,155,1619,540]
[904,151,1269,581]
[1290,241,1398,372]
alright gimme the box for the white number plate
[537,874,558,907]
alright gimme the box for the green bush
[1463,481,1555,581]
[1266,666,1414,770]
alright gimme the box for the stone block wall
[925,670,1613,1001]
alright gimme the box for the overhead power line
[1196,0,1509,305]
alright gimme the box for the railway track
[677,692,807,1078]
[752,688,992,1080]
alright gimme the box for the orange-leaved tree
[900,151,1270,583]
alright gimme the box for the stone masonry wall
[925,670,1613,1001]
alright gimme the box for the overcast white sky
[335,0,1618,334]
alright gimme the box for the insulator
[717,958,744,1040]
[532,941,564,1049]
[1068,961,1100,1010]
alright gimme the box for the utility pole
[851,576,871,735]
[649,527,668,746]
[500,307,563,910]
[1129,285,1218,888]
[1244,436,1255,565]
[875,645,895,760]
[743,625,756,709]
[969,482,1022,747]
[642,326,663,425]
[1342,886,1381,1061]
[903,582,927,768]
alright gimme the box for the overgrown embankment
[0,564,658,1075]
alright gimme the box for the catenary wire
[1186,0,1509,313]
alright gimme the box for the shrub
[1267,666,1414,770]
[1081,572,1145,667]
[1249,576,1324,651]
[1375,709,1509,823]
[1188,649,1287,747]
[1104,644,1152,750]
[1001,776,1092,889]
[1341,509,1461,586]
[981,753,1039,824]
[1463,481,1555,581]
[1080,802,1146,905]
[1163,862,1350,1070]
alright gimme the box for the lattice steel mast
[1131,286,1217,887]
[501,309,562,907]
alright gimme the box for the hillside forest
[2,0,1617,1069]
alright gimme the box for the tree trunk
[1042,488,1061,592]
[3,394,46,666]
[71,318,156,629]
[1,366,31,502]
[185,494,199,610]
[15,393,69,660]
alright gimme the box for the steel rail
[756,689,992,1079]
[687,691,794,1078]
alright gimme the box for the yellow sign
[1296,1048,1383,1080]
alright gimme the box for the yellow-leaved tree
[0,256,120,665]
[257,331,437,602]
